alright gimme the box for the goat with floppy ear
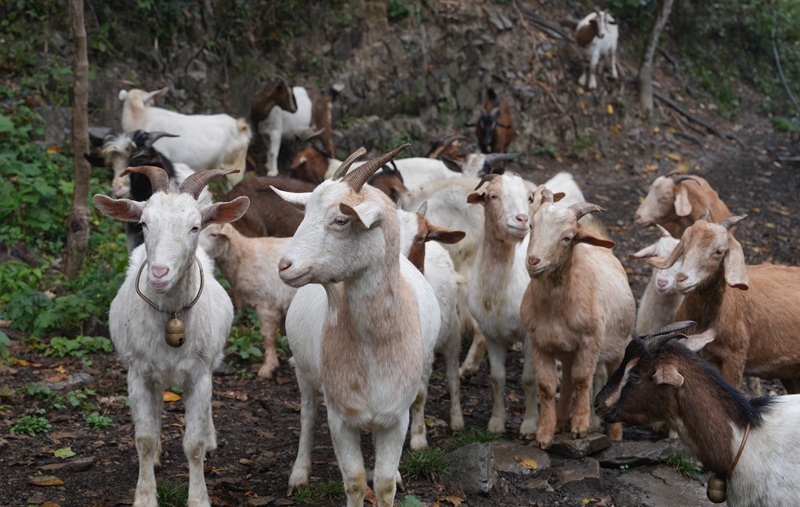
[648,214,800,394]
[472,88,515,155]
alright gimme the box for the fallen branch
[515,0,574,42]
[658,48,683,82]
[674,131,707,156]
[653,91,723,138]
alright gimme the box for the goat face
[198,223,232,260]
[634,176,682,227]
[468,174,533,241]
[650,219,748,294]
[629,232,683,294]
[275,181,393,287]
[476,108,501,151]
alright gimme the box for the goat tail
[236,117,252,139]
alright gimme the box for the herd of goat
[83,9,800,507]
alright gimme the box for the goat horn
[474,173,499,191]
[568,202,606,221]
[442,134,468,146]
[180,169,238,199]
[656,224,671,237]
[417,201,428,217]
[121,165,170,193]
[299,127,326,143]
[672,174,701,185]
[144,131,180,149]
[719,215,747,230]
[343,144,409,193]
[484,153,520,165]
[644,332,688,355]
[652,321,696,336]
[331,147,367,180]
[698,208,710,221]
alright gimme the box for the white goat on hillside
[274,146,440,507]
[94,166,249,507]
[575,10,619,90]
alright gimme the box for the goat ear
[84,153,107,168]
[271,186,311,214]
[724,236,749,290]
[653,364,684,387]
[202,196,250,225]
[118,90,128,101]
[678,327,717,352]
[628,243,658,260]
[93,194,143,222]
[143,87,169,104]
[575,224,615,249]
[340,201,384,229]
[442,157,463,173]
[649,241,683,269]
[674,185,692,217]
[426,225,466,245]
[467,192,486,205]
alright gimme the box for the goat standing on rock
[94,167,249,507]
[575,9,619,90]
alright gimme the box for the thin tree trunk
[639,0,675,120]
[64,0,91,279]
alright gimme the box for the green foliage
[227,326,263,361]
[772,117,800,134]
[399,447,448,483]
[10,411,51,436]
[156,479,189,507]
[398,496,423,507]
[290,480,346,505]
[665,451,705,482]
[45,336,113,359]
[67,388,97,412]
[388,0,412,22]
[23,383,52,400]
[450,426,503,449]
[533,144,559,159]
[85,412,112,430]
[0,332,10,361]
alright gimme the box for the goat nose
[515,213,529,224]
[657,279,668,289]
[278,259,292,272]
[528,256,541,267]
[151,265,169,279]
[676,273,688,283]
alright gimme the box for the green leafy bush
[227,326,264,361]
[46,336,113,359]
[399,447,448,483]
[10,412,51,436]
[85,412,112,430]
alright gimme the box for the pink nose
[278,259,292,272]
[527,256,541,267]
[676,273,688,283]
[657,279,668,289]
[151,265,169,279]
[634,213,641,221]
[515,214,529,225]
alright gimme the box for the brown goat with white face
[651,215,800,393]
[522,188,635,448]
[634,173,730,237]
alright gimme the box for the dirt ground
[2,98,799,507]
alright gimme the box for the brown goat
[635,173,730,237]
[290,146,334,184]
[367,164,409,206]
[425,134,469,163]
[474,88,515,154]
[250,77,297,125]
[650,215,800,393]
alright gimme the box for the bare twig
[532,79,565,115]
[674,131,708,156]
[515,0,574,42]
[653,91,724,138]
[658,48,683,82]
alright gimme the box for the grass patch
[156,479,189,507]
[399,447,448,483]
[449,425,504,449]
[290,480,346,506]
[664,451,705,482]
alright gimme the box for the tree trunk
[639,0,675,120]
[64,0,91,279]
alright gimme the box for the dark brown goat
[367,164,408,205]
[425,134,469,163]
[290,146,332,184]
[475,88,515,154]
[250,77,297,125]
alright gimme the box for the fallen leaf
[46,146,62,154]
[653,126,660,133]
[54,447,75,459]
[514,455,539,470]
[654,153,662,159]
[545,51,554,58]
[28,475,64,487]
[577,86,585,95]
[580,100,586,110]
[752,207,761,213]
[273,499,295,506]
[364,487,377,506]
[666,153,681,162]
[594,152,602,161]
[55,366,67,374]
[643,164,659,173]
[45,374,68,383]
[440,495,465,506]
[163,391,180,402]
[42,503,62,507]
[611,126,621,135]
[276,376,292,385]
[765,223,775,229]
[674,159,691,174]
[606,104,614,114]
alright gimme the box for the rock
[594,439,683,468]
[187,59,208,82]
[214,361,236,376]
[554,458,603,496]
[444,443,497,494]
[491,441,551,478]
[35,106,73,147]
[63,457,95,473]
[617,467,716,507]
[516,478,553,492]
[547,432,611,459]
[246,497,276,506]
[46,371,93,391]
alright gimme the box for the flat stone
[594,439,683,468]
[46,372,93,391]
[444,443,497,494]
[517,478,553,492]
[63,456,95,473]
[245,496,276,506]
[554,458,603,496]
[548,432,611,459]
[617,467,716,507]
[491,441,551,477]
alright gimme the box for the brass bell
[165,313,186,348]
[706,475,727,503]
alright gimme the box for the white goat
[274,146,440,507]
[575,10,619,90]
[628,225,684,336]
[398,204,466,449]
[119,87,251,188]
[596,325,800,507]
[199,223,295,379]
[93,166,249,507]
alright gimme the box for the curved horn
[416,201,428,217]
[121,165,170,193]
[474,173,499,191]
[698,208,710,221]
[672,174,701,185]
[664,170,680,178]
[442,134,468,146]
[644,332,688,355]
[331,147,367,180]
[144,131,179,148]
[299,127,326,143]
[343,144,410,193]
[656,224,672,238]
[652,321,696,336]
[719,215,747,230]
[484,153,520,165]
[568,202,606,221]
[180,168,238,199]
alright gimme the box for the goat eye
[629,372,642,384]
[528,195,534,203]
[140,222,148,230]
[714,249,723,256]
[334,216,349,226]
[190,226,200,233]
[562,236,572,243]
[490,194,498,200]
[416,236,425,243]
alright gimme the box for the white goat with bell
[274,146,440,507]
[94,166,249,507]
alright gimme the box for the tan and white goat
[274,146,440,507]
